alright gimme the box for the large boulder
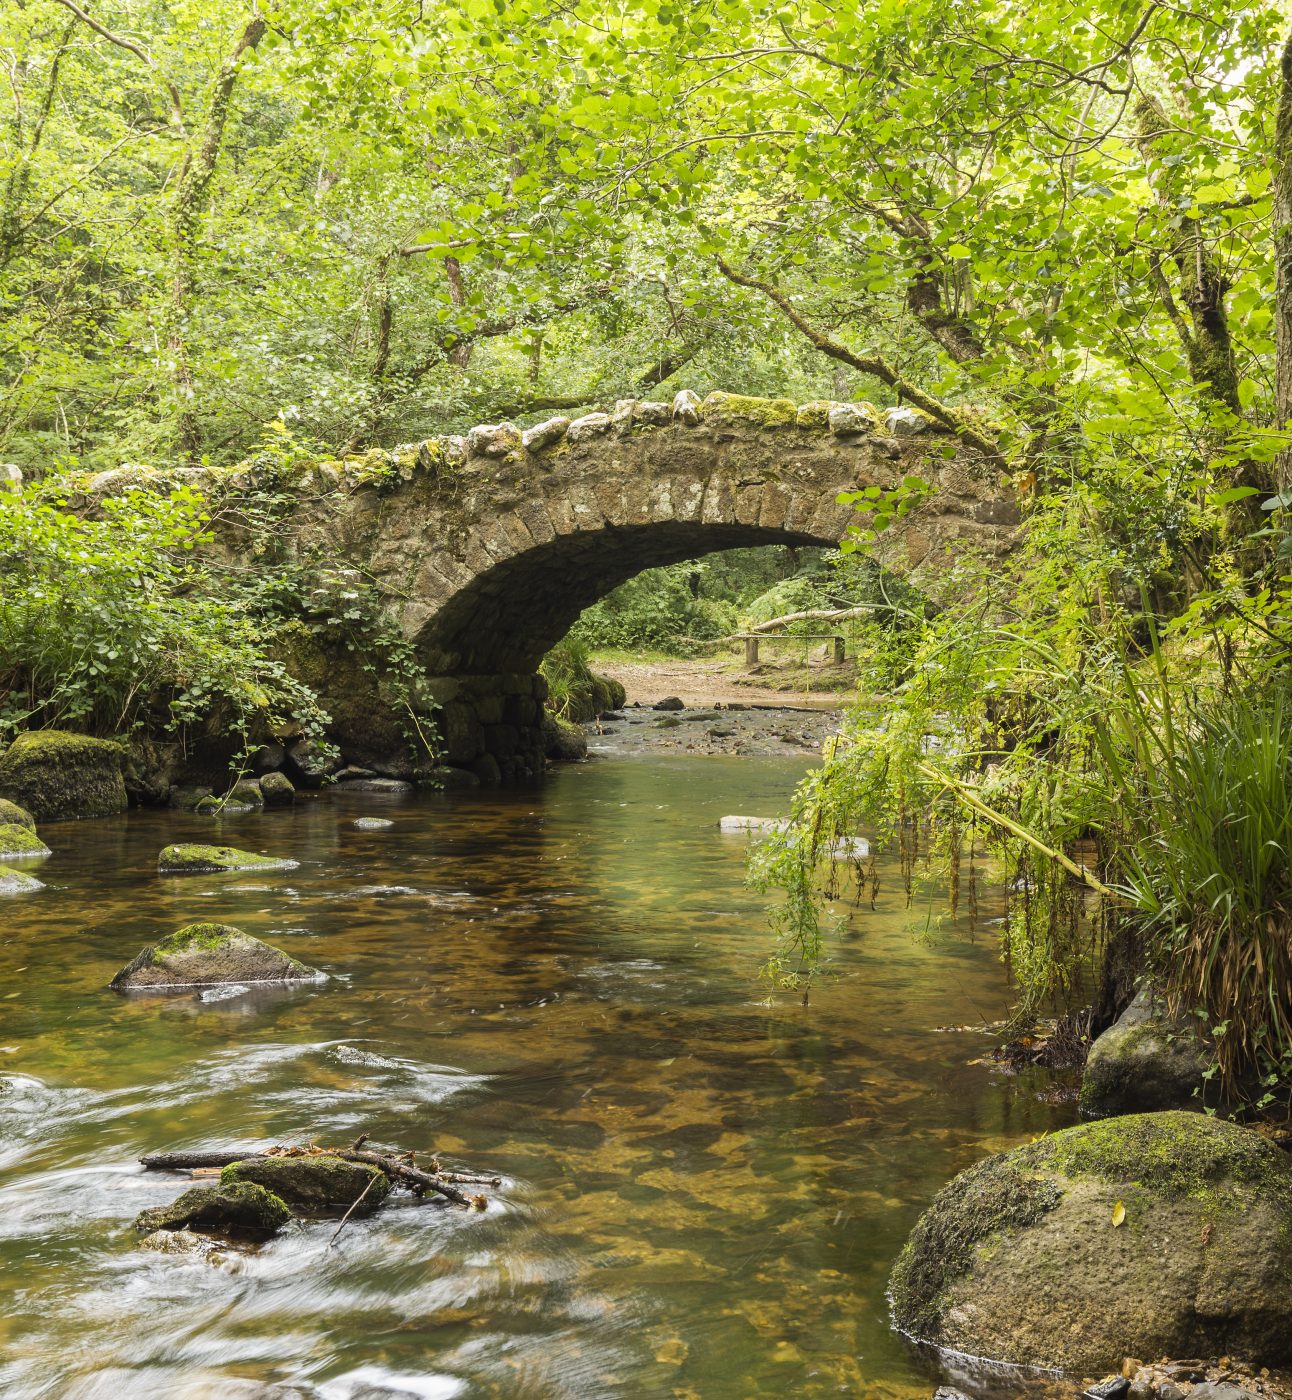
[110,922,324,991]
[0,730,127,820]
[0,798,35,830]
[157,844,299,875]
[541,714,587,762]
[1080,987,1209,1117]
[134,1181,292,1235]
[889,1111,1292,1374]
[0,823,50,859]
[220,1156,389,1214]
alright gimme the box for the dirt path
[594,654,849,710]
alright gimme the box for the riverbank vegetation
[2,0,1292,1106]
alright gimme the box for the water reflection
[0,756,1074,1398]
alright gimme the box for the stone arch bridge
[268,390,1018,783]
[78,391,1015,783]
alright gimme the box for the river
[0,748,1075,1399]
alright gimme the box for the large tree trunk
[1275,32,1292,494]
[168,16,266,461]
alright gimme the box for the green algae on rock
[889,1111,1292,1374]
[110,922,324,991]
[258,771,295,807]
[220,1156,389,1214]
[134,1181,292,1235]
[0,869,44,894]
[0,822,51,859]
[1080,987,1209,1117]
[0,798,35,830]
[157,844,299,874]
[0,730,127,820]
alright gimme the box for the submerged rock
[134,1181,292,1235]
[0,730,127,820]
[0,798,35,830]
[137,1227,228,1260]
[541,714,587,762]
[0,869,44,894]
[353,817,394,830]
[110,922,324,991]
[0,822,51,859]
[338,776,413,794]
[889,1111,1292,1373]
[1080,987,1209,1117]
[157,844,299,874]
[258,771,296,808]
[220,1156,389,1214]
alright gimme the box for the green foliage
[571,562,735,652]
[1095,676,1292,1098]
[539,637,625,721]
[0,484,328,753]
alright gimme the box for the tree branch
[713,253,1005,466]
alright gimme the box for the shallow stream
[0,749,1074,1399]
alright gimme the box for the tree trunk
[168,15,266,461]
[1275,31,1292,493]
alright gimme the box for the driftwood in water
[139,1139,501,1209]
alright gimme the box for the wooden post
[744,636,759,665]
[832,635,845,664]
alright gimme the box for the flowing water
[0,750,1075,1400]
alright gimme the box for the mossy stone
[227,778,264,808]
[110,922,323,991]
[0,869,44,894]
[1080,987,1209,1117]
[0,798,35,830]
[0,730,127,821]
[133,1181,292,1235]
[220,1156,389,1214]
[541,714,587,762]
[889,1111,1292,1372]
[699,391,796,429]
[258,771,295,807]
[0,823,51,859]
[157,844,299,874]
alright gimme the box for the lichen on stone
[700,392,796,428]
[0,822,51,859]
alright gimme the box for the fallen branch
[139,1143,497,1207]
[327,1172,381,1248]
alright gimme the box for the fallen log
[139,1142,499,1208]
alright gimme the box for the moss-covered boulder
[220,1156,389,1214]
[0,869,44,894]
[110,922,324,991]
[1080,987,1209,1117]
[157,844,300,875]
[0,798,35,830]
[889,1111,1292,1373]
[0,730,127,820]
[0,822,51,859]
[541,714,588,762]
[134,1181,292,1235]
[227,778,264,808]
[258,771,295,807]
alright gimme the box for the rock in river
[0,869,44,894]
[0,729,127,820]
[134,1181,292,1235]
[889,1110,1292,1373]
[1080,986,1209,1117]
[353,817,394,830]
[541,714,587,762]
[157,844,299,874]
[258,771,296,807]
[220,1156,389,1214]
[110,922,324,991]
[0,822,51,859]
